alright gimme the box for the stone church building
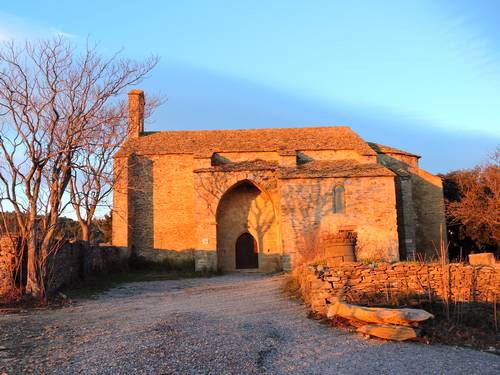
[112,90,446,271]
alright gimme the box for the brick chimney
[128,89,145,138]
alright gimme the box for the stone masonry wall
[295,262,500,316]
[280,176,399,268]
[412,169,447,257]
[217,151,280,163]
[0,236,18,296]
[113,147,444,271]
[394,176,417,260]
[152,154,197,251]
[1,238,129,296]
[118,154,198,265]
[112,157,130,247]
[376,153,446,259]
[216,182,280,272]
[194,168,280,271]
[46,242,130,293]
[297,149,376,164]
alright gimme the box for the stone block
[469,253,496,266]
[357,324,417,341]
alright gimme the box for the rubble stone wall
[0,238,129,296]
[46,242,130,293]
[294,261,500,316]
[0,236,18,295]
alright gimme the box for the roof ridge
[143,125,352,134]
[368,142,420,158]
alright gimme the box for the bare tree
[0,37,158,297]
[69,120,123,243]
[69,94,160,244]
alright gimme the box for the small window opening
[333,185,345,213]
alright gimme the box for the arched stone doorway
[235,232,258,269]
[216,180,279,272]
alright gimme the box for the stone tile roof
[195,159,395,178]
[368,142,420,158]
[116,126,377,157]
[279,160,395,179]
[195,160,278,173]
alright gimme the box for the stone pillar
[128,89,145,138]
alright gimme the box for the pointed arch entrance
[216,180,279,271]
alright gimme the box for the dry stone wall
[47,242,130,292]
[1,238,129,296]
[295,261,500,316]
[0,236,18,295]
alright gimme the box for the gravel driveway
[1,273,498,374]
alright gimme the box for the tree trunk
[81,222,89,243]
[25,238,41,297]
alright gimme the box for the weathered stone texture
[113,142,443,270]
[295,262,500,317]
[128,89,144,138]
[112,157,130,247]
[112,144,442,270]
[217,151,279,163]
[297,149,376,164]
[280,176,399,268]
[469,253,496,266]
[1,238,129,296]
[412,169,447,256]
[0,236,18,295]
[216,182,280,272]
[112,100,446,271]
[115,154,198,266]
[152,155,197,251]
[128,155,154,254]
[394,177,417,259]
[47,242,129,293]
[375,152,447,259]
[193,169,280,271]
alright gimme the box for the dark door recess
[235,232,258,269]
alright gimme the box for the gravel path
[1,273,499,374]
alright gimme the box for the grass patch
[281,274,301,299]
[62,269,223,300]
[416,301,499,351]
[128,253,196,272]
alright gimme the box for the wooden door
[235,232,258,269]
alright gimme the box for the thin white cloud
[0,11,78,42]
[49,27,78,39]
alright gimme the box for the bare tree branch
[0,36,159,298]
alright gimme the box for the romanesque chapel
[112,90,446,271]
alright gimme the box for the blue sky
[1,1,499,173]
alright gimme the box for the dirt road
[1,273,498,374]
